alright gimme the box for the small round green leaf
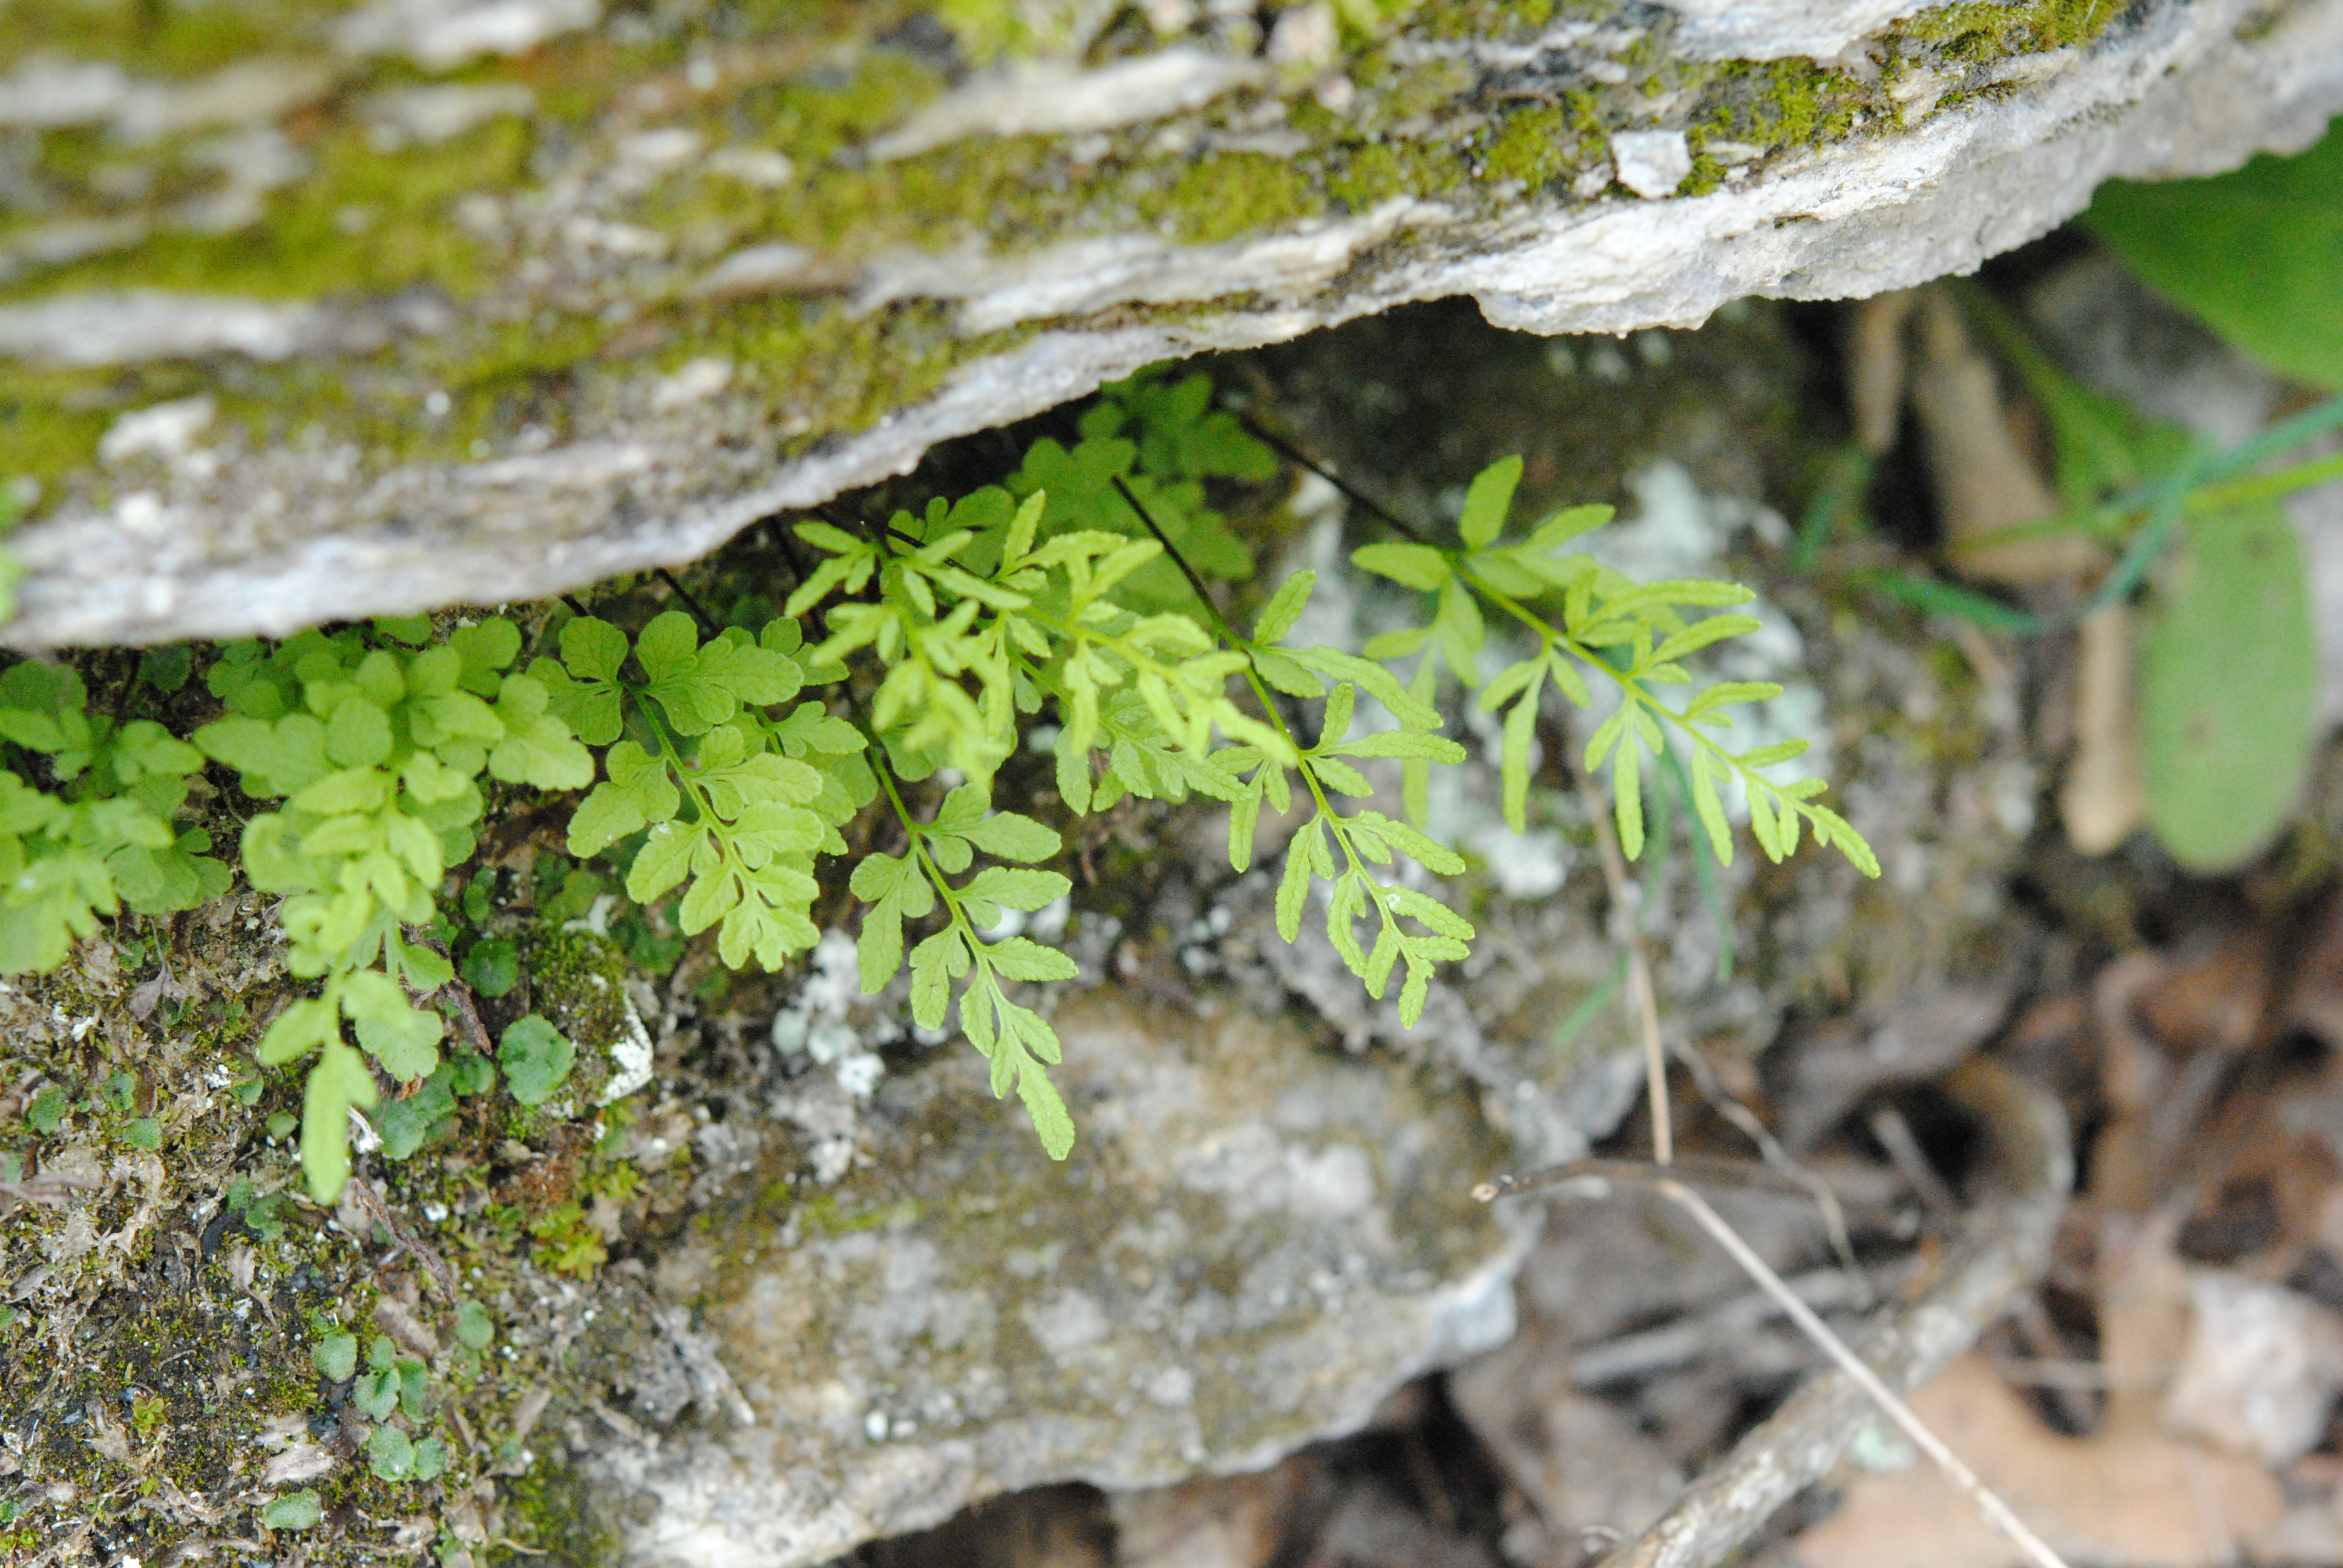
[450,1052,497,1097]
[2139,505,2319,871]
[498,1015,575,1106]
[313,1331,358,1382]
[454,1299,494,1350]
[261,1489,323,1530]
[353,1368,400,1421]
[460,939,518,998]
[411,1434,450,1481]
[367,1422,415,1480]
[324,696,393,769]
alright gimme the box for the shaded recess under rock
[537,296,2038,1561]
[0,286,2043,1566]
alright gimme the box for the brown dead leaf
[1110,1459,1311,1568]
[1305,1481,1493,1568]
[1798,1215,2298,1568]
[1896,287,2142,855]
[1452,1321,1682,1546]
[373,1293,439,1361]
[2060,605,2146,856]
[1849,290,1919,455]
[2098,1214,2194,1442]
[2163,1270,2343,1463]
[1791,1354,2286,1568]
[1908,289,2102,590]
[2284,892,2343,1049]
[84,1400,133,1467]
[2136,932,2270,1056]
[261,1441,336,1486]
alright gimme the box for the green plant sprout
[192,618,592,1197]
[0,660,231,973]
[0,371,1876,1200]
[1841,285,2333,872]
[1348,456,1878,877]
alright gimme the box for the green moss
[1147,153,1319,246]
[501,1459,624,1565]
[693,297,1035,446]
[1362,54,1476,128]
[772,136,1054,256]
[734,47,949,169]
[1478,105,1579,189]
[0,366,119,491]
[38,119,531,304]
[516,926,630,1058]
[0,0,349,78]
[1328,139,1468,209]
[787,1191,922,1242]
[1901,0,2122,56]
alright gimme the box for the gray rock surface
[532,323,2042,1560]
[580,991,1531,1568]
[2,0,2339,647]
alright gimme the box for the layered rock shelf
[2,0,2339,647]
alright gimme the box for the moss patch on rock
[0,0,2124,556]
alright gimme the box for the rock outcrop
[584,991,1530,1568]
[2,0,2339,646]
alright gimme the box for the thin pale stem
[1565,728,1673,1166]
[1673,1037,1868,1303]
[1561,694,2070,1567]
[867,733,961,927]
[1656,1178,2072,1568]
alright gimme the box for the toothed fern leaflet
[0,370,1876,1198]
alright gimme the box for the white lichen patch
[768,930,886,1099]
[0,291,326,366]
[1611,129,1693,198]
[99,397,216,466]
[598,990,657,1106]
[336,0,603,70]
[863,45,1267,162]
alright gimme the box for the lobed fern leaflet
[542,609,874,971]
[1352,455,1881,879]
[0,366,1878,1191]
[189,616,594,1197]
[0,661,228,975]
[854,783,1079,1157]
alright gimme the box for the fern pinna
[0,373,1876,1198]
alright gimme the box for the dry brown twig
[1475,742,2075,1568]
[340,1175,459,1304]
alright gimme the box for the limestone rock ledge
[2,0,2339,647]
[578,993,1527,1568]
